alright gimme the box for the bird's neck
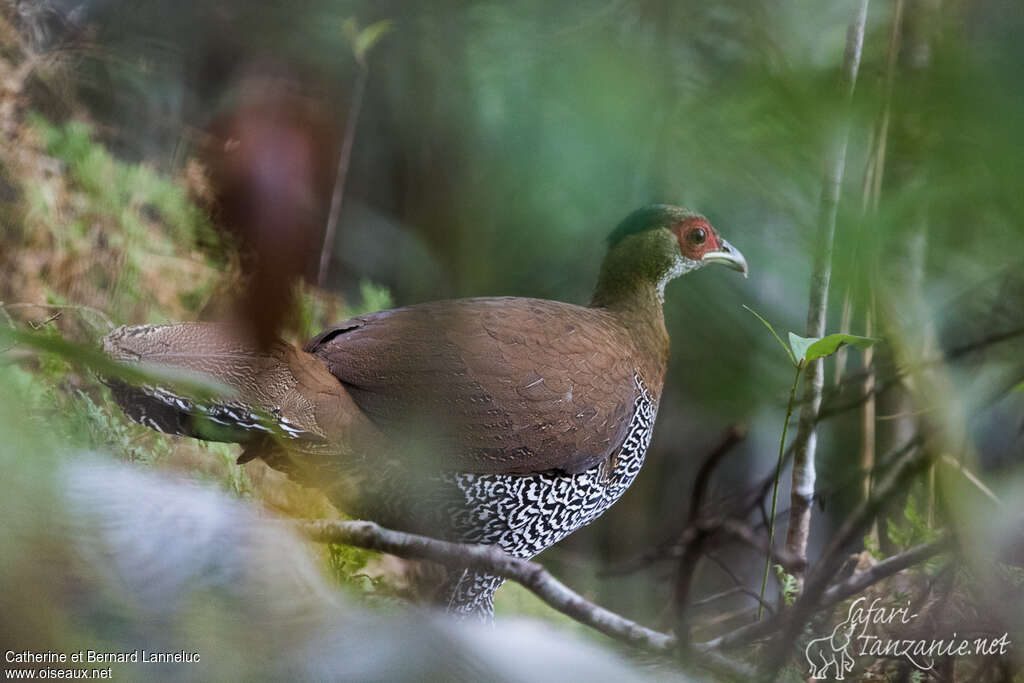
[589,241,677,312]
[590,275,666,319]
[589,255,672,391]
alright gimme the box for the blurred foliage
[773,564,798,607]
[32,117,212,245]
[886,488,942,552]
[342,18,394,65]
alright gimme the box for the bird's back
[306,297,646,475]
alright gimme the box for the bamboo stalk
[783,0,872,588]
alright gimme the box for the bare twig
[317,63,368,289]
[785,0,872,587]
[713,518,805,573]
[0,302,115,332]
[697,534,948,653]
[698,651,757,680]
[760,436,928,678]
[939,453,1004,510]
[691,586,748,608]
[602,425,746,578]
[607,516,804,579]
[820,537,949,607]
[704,552,776,615]
[672,424,747,642]
[687,424,748,523]
[301,519,677,652]
[817,323,1024,420]
[694,438,929,654]
[28,312,61,329]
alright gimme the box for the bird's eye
[689,228,707,245]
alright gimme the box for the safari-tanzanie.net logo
[805,596,1011,680]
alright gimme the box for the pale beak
[702,238,749,278]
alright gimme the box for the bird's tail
[102,322,362,453]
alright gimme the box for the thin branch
[760,437,928,678]
[704,552,776,616]
[698,651,757,681]
[687,424,748,523]
[317,63,369,289]
[820,537,949,607]
[672,424,747,642]
[301,519,677,652]
[691,586,746,607]
[713,518,805,573]
[785,0,872,587]
[817,324,1024,420]
[939,453,1004,510]
[697,436,925,652]
[29,312,61,330]
[0,301,115,332]
[600,425,747,577]
[697,534,948,653]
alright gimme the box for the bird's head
[592,204,747,307]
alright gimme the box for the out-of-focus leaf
[342,18,393,64]
[355,20,393,63]
[341,17,359,44]
[743,305,797,366]
[1012,381,1024,393]
[788,332,878,363]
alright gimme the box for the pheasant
[103,204,748,619]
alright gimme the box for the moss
[30,113,217,252]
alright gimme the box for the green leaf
[863,533,883,561]
[341,17,359,44]
[774,564,798,606]
[787,332,817,365]
[355,20,393,62]
[742,305,797,366]
[1012,381,1024,393]
[788,332,878,363]
[343,18,393,64]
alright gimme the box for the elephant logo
[805,615,859,680]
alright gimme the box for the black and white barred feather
[435,374,656,619]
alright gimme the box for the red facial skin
[673,216,721,261]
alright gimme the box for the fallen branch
[301,519,678,652]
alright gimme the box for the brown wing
[304,297,639,475]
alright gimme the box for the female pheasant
[103,204,747,619]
